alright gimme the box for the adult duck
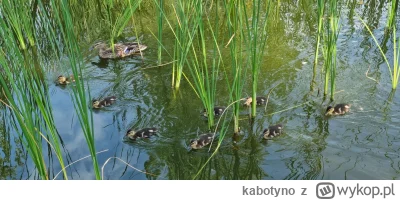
[92,41,147,59]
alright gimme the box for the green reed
[243,0,271,118]
[223,0,247,133]
[393,27,400,89]
[358,14,400,90]
[103,0,142,51]
[313,0,325,86]
[180,0,223,129]
[170,0,199,89]
[322,0,340,100]
[49,0,101,179]
[387,0,398,29]
[0,17,67,180]
[157,0,164,64]
[0,0,114,179]
[0,58,48,179]
[0,0,35,50]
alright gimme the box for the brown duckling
[125,127,158,140]
[263,124,284,140]
[91,41,147,59]
[202,106,226,118]
[57,75,77,85]
[92,96,117,109]
[325,103,351,116]
[243,96,267,106]
[190,133,215,150]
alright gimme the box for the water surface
[1,0,400,180]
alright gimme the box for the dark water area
[1,0,400,180]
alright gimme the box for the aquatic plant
[245,0,271,117]
[0,0,36,50]
[48,0,102,179]
[0,0,120,179]
[223,0,247,133]
[387,0,398,29]
[157,0,164,64]
[322,0,341,100]
[0,0,72,180]
[104,0,143,53]
[313,0,325,90]
[186,1,223,129]
[357,14,400,90]
[169,0,199,89]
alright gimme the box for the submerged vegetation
[1,0,400,180]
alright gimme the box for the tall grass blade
[312,0,325,90]
[387,0,398,29]
[48,0,101,179]
[322,0,341,100]
[355,13,400,89]
[0,1,71,179]
[157,0,164,64]
[243,0,271,118]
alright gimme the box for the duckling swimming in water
[202,106,226,118]
[92,96,117,109]
[190,133,215,150]
[91,41,147,59]
[263,124,284,139]
[57,75,77,85]
[125,127,158,141]
[243,96,267,106]
[325,103,351,116]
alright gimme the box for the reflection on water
[0,111,27,179]
[1,0,400,179]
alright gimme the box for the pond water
[1,0,400,180]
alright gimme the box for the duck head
[57,75,67,84]
[202,109,208,117]
[92,100,101,108]
[243,97,252,106]
[125,129,137,140]
[190,139,198,149]
[325,106,334,116]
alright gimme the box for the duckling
[91,41,148,59]
[202,106,226,118]
[325,103,351,116]
[263,124,284,139]
[57,75,76,85]
[190,133,215,150]
[92,96,117,109]
[125,127,158,140]
[243,96,267,106]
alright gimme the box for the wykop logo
[316,182,335,199]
